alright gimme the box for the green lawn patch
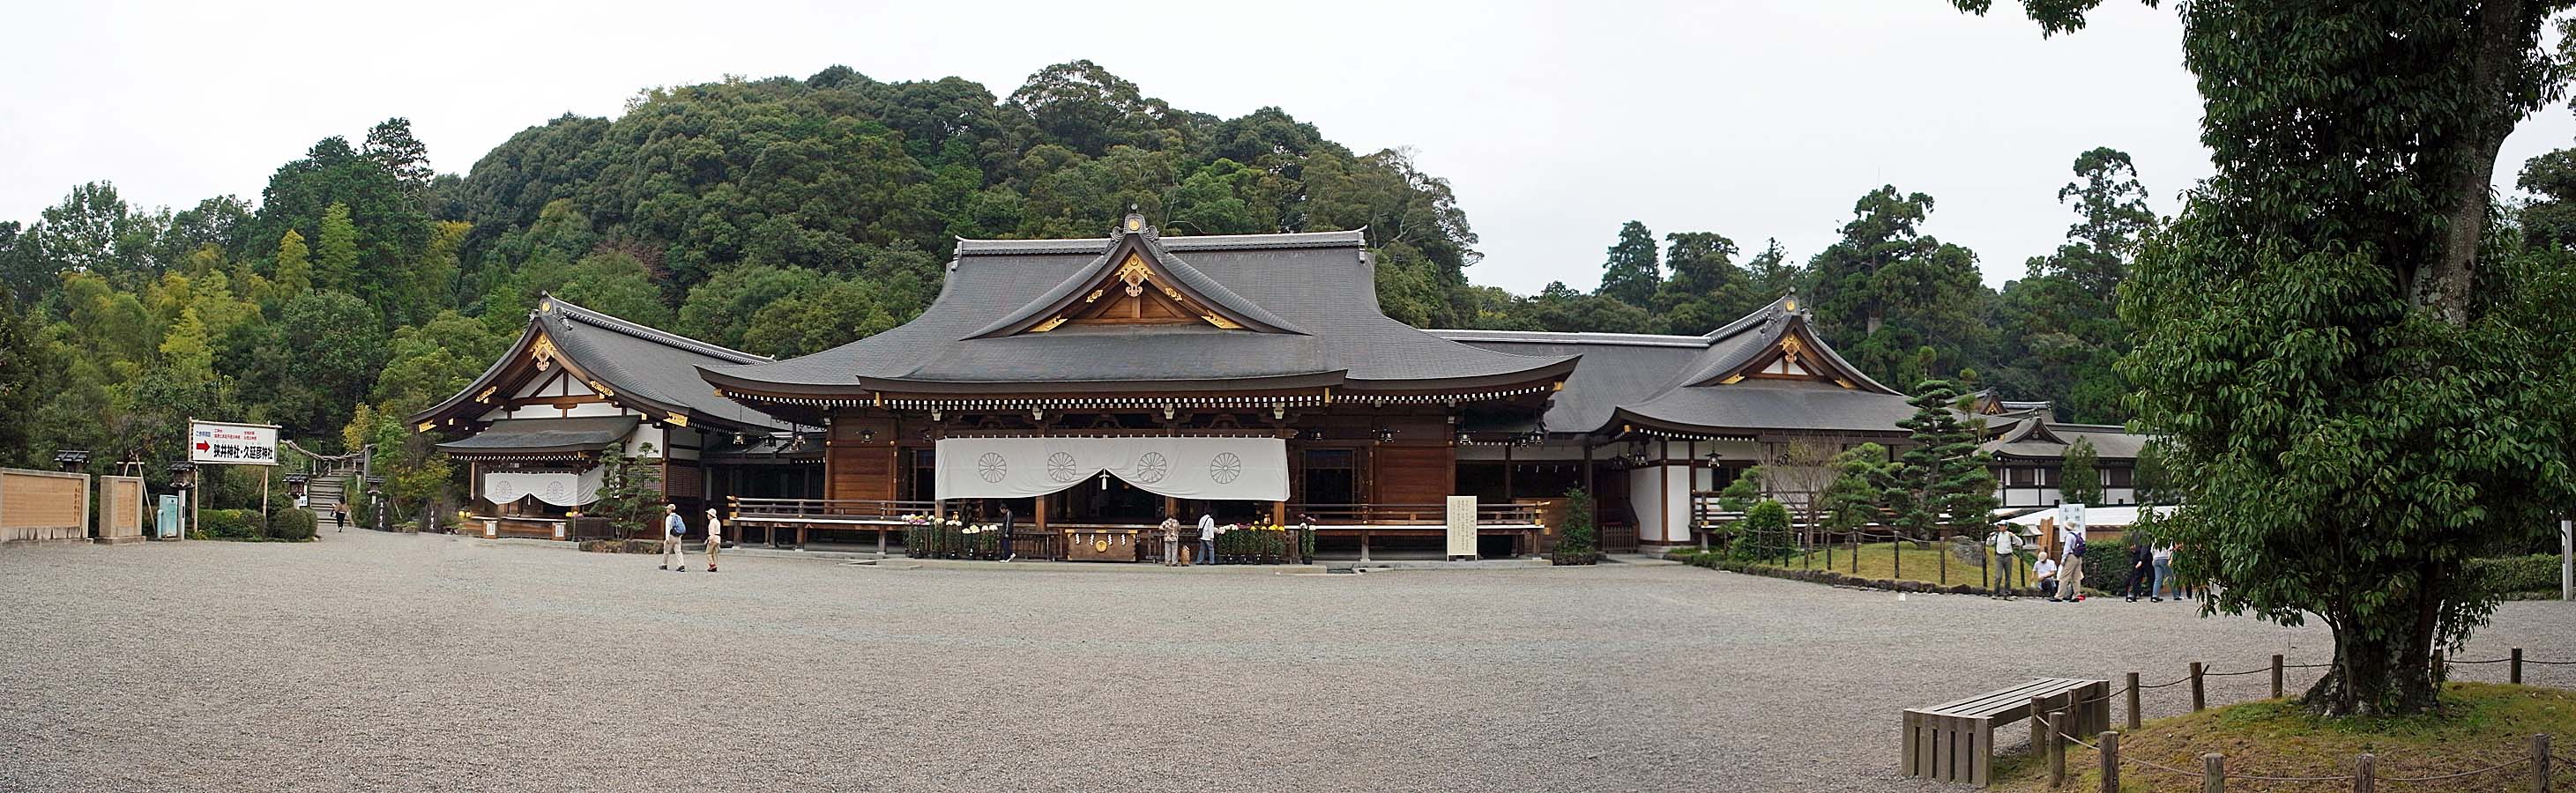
[1993,682,2574,792]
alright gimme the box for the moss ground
[1992,682,2575,792]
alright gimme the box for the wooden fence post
[2126,671,2142,730]
[2191,662,2207,711]
[2202,752,2225,793]
[2098,731,2120,793]
[2532,734,2550,793]
[2512,648,2523,685]
[2048,710,2068,788]
[2354,752,2375,793]
[2272,654,2284,699]
[2032,696,2049,754]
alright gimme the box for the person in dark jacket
[2121,540,2155,602]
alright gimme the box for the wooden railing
[1289,502,1542,527]
[727,497,934,522]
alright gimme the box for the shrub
[197,508,260,539]
[2469,554,2561,596]
[266,508,317,541]
[1552,487,1601,565]
[1729,500,1797,562]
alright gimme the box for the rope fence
[1999,651,2576,790]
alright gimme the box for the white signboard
[2058,502,2088,542]
[190,421,279,466]
[1446,496,1479,560]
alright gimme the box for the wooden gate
[97,475,145,543]
[1,468,93,543]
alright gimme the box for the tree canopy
[1959,0,2576,716]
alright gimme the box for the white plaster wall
[1627,463,1696,544]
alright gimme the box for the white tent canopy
[934,436,1288,502]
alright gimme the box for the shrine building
[416,211,2149,557]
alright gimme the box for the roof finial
[1119,206,1148,236]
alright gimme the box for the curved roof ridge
[954,228,1367,256]
[961,221,1307,339]
[1428,329,1714,349]
[543,293,771,364]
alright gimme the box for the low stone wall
[1,469,91,544]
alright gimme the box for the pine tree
[1596,220,1660,307]
[314,203,359,293]
[1893,380,1999,539]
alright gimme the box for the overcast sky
[6,0,2574,294]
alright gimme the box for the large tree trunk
[2416,0,2528,324]
[2304,561,2449,715]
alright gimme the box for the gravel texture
[3,531,2572,792]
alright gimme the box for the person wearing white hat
[704,508,723,574]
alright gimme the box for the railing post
[2047,709,2068,788]
[2098,731,2120,793]
[2202,752,2224,793]
[2031,696,2049,752]
[2532,734,2550,793]
[2512,648,2523,685]
[2190,662,2207,711]
[2126,671,2142,730]
[2272,654,2284,699]
[2354,752,2375,793]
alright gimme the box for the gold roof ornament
[1116,254,1152,297]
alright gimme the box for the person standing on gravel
[1159,515,1183,567]
[2121,539,2154,602]
[2054,522,2087,602]
[1196,512,1217,566]
[660,504,689,572]
[2149,542,2174,602]
[704,508,723,574]
[1984,524,2021,598]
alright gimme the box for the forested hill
[0,59,2197,500]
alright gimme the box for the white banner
[190,421,279,466]
[934,436,1288,502]
[482,467,604,507]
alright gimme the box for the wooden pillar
[1271,500,1284,527]
[1034,493,1048,530]
[1502,442,1515,502]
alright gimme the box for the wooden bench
[1902,677,2110,787]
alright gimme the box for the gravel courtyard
[4,531,2571,792]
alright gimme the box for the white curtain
[934,437,1288,501]
[483,467,604,507]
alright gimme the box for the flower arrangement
[901,515,994,559]
[1212,518,1293,564]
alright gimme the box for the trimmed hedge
[2471,554,2562,596]
[266,508,317,541]
[197,509,260,539]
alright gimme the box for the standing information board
[190,421,279,466]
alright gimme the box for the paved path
[2,531,2570,792]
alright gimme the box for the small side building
[407,296,820,538]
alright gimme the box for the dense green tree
[361,117,435,197]
[1962,0,2576,715]
[271,229,311,300]
[33,182,155,285]
[1596,220,1661,306]
[1654,231,1768,331]
[1805,186,1992,384]
[2058,436,2103,507]
[0,222,39,306]
[247,290,385,438]
[1891,379,1998,539]
[1991,148,2153,423]
[314,203,360,293]
[0,293,44,466]
[246,135,429,311]
[1819,442,1901,533]
[502,250,669,328]
[1741,238,1801,303]
[678,264,829,350]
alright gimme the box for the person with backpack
[659,504,689,572]
[2051,522,2088,602]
